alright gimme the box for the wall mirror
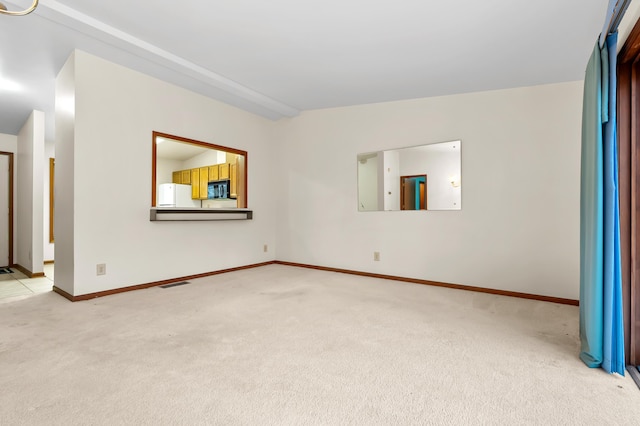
[357,140,461,211]
[151,132,247,209]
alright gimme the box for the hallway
[0,264,54,302]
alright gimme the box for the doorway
[400,175,427,210]
[45,156,54,284]
[0,152,13,268]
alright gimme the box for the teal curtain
[580,40,604,369]
[579,33,625,375]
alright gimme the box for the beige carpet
[1,264,638,425]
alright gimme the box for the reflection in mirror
[152,132,247,209]
[357,140,461,211]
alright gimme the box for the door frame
[0,151,14,268]
[618,17,640,365]
[400,174,427,210]
[49,157,54,243]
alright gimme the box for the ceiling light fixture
[0,0,39,16]
[0,77,22,92]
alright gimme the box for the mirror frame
[151,131,248,208]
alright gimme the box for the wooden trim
[151,133,157,207]
[619,59,632,365]
[274,261,580,306]
[618,16,640,365]
[151,131,249,208]
[7,153,12,267]
[55,261,276,302]
[1,151,13,267]
[49,158,54,243]
[633,59,640,365]
[49,260,578,306]
[619,16,640,64]
[244,152,248,208]
[52,285,74,301]
[11,264,45,278]
[153,131,248,157]
[44,260,54,264]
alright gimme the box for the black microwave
[207,180,231,199]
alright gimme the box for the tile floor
[0,264,54,303]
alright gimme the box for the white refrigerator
[157,183,201,208]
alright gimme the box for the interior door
[0,154,10,268]
[400,175,427,210]
[401,177,416,210]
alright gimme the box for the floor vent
[0,267,13,275]
[160,281,191,289]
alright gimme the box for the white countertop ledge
[150,208,253,221]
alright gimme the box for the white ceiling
[155,137,210,162]
[0,0,609,139]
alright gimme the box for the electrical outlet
[373,251,380,261]
[96,263,106,275]
[263,244,268,253]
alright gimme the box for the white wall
[182,149,226,170]
[16,111,45,275]
[44,139,55,261]
[275,81,582,300]
[52,50,583,300]
[54,52,76,295]
[58,50,276,296]
[0,133,17,154]
[0,133,18,262]
[156,158,183,185]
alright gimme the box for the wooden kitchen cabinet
[172,170,191,184]
[191,168,200,199]
[219,163,230,179]
[236,156,246,208]
[208,165,219,181]
[181,170,191,184]
[198,167,209,200]
[230,162,237,198]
